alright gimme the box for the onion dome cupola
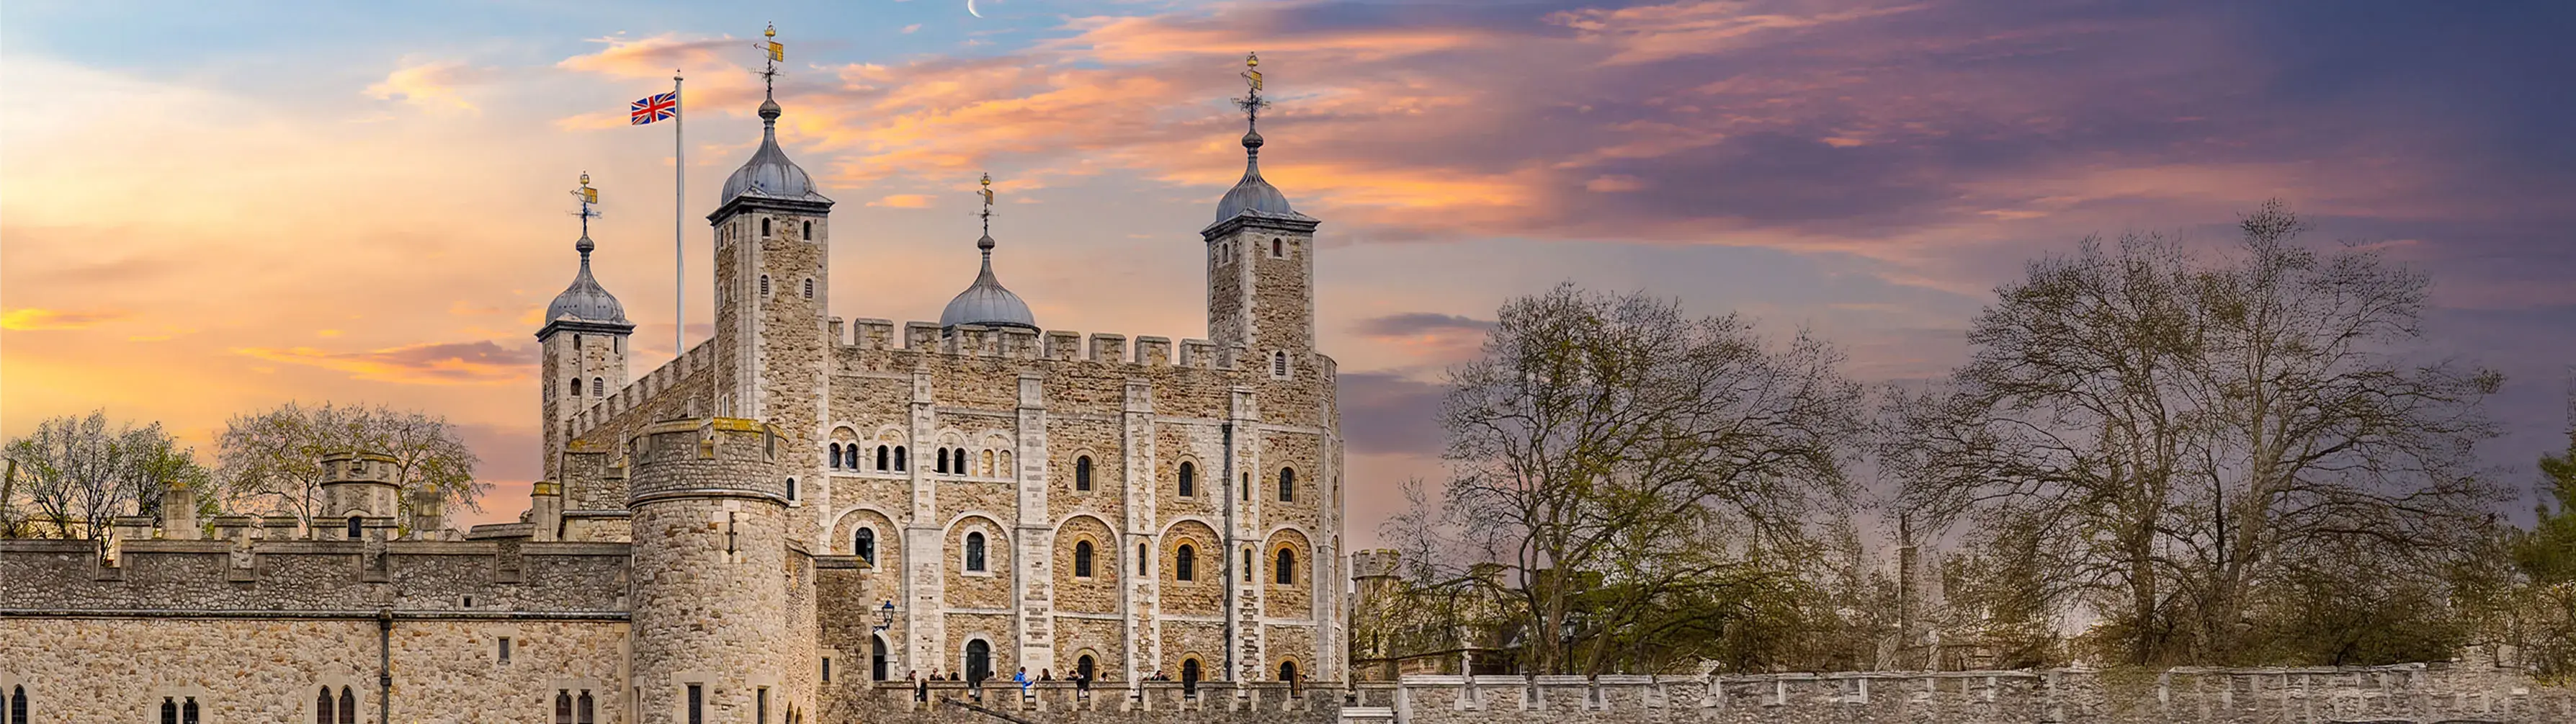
[1208,52,1318,231]
[711,27,833,221]
[538,174,636,340]
[938,174,1039,333]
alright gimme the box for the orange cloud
[870,194,935,208]
[232,341,538,385]
[1,308,130,331]
[365,60,493,113]
[1548,0,1926,66]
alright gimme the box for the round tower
[627,418,811,724]
[318,451,401,541]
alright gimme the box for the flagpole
[674,71,686,359]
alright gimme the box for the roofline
[1202,212,1322,240]
[710,193,834,223]
[535,318,638,340]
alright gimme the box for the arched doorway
[1180,658,1202,695]
[965,640,993,685]
[1278,661,1297,683]
[1075,654,1096,683]
[871,635,890,681]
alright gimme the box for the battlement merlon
[565,338,719,444]
[828,317,1252,370]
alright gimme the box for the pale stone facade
[0,74,1343,724]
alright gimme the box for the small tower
[538,173,635,483]
[709,22,833,546]
[318,451,401,541]
[627,417,813,724]
[938,173,1039,334]
[1204,53,1321,373]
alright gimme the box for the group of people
[907,666,1096,702]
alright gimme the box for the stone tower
[627,418,815,724]
[317,451,401,541]
[708,76,834,548]
[1203,56,1322,379]
[537,205,635,483]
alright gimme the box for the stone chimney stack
[529,481,564,542]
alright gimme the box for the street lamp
[874,600,895,633]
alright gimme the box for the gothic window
[761,274,772,297]
[1073,540,1094,578]
[1276,548,1296,585]
[786,477,798,501]
[1178,461,1196,497]
[1271,238,1284,257]
[1273,351,1288,378]
[1279,468,1295,502]
[803,278,814,300]
[1175,544,1195,581]
[965,532,986,572]
[593,377,604,396]
[577,691,595,724]
[556,690,573,724]
[1074,455,1093,491]
[894,446,908,471]
[9,685,22,724]
[163,697,176,724]
[318,687,334,724]
[854,527,875,563]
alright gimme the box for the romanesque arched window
[980,450,994,476]
[1279,661,1298,683]
[760,274,772,297]
[593,377,604,396]
[965,532,986,572]
[1273,350,1288,377]
[854,527,875,563]
[1279,468,1295,501]
[877,445,890,471]
[936,449,949,474]
[1074,540,1094,578]
[965,640,993,684]
[761,218,772,237]
[803,220,814,239]
[571,377,583,397]
[1177,461,1196,497]
[1074,456,1093,491]
[828,443,842,469]
[1276,548,1297,585]
[1175,544,1195,581]
[785,477,798,501]
[894,446,907,471]
[1181,658,1202,694]
[1271,238,1284,257]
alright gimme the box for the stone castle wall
[0,537,628,613]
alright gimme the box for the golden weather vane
[756,22,784,97]
[571,172,601,236]
[1236,52,1269,130]
[978,172,996,236]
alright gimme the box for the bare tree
[213,402,485,525]
[1,409,208,539]
[1887,201,2505,666]
[1397,283,1867,674]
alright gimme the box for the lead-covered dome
[720,99,831,205]
[547,236,628,323]
[939,233,1037,331]
[1214,130,1304,223]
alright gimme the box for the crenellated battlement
[0,537,632,617]
[566,339,719,442]
[827,317,1245,370]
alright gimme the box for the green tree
[2,409,210,539]
[214,401,484,526]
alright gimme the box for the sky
[3,0,2572,547]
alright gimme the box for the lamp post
[875,600,896,633]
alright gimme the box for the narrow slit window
[1279,468,1295,502]
[687,684,704,724]
[803,220,814,239]
[1074,455,1093,491]
[498,636,512,663]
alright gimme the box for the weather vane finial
[1236,52,1268,131]
[978,172,996,238]
[758,22,784,100]
[570,172,601,241]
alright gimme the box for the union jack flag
[630,91,678,125]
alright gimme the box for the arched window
[803,278,814,300]
[1073,540,1094,578]
[761,218,772,237]
[760,274,772,297]
[346,517,362,539]
[853,527,875,563]
[1279,661,1298,683]
[980,450,994,476]
[593,377,604,396]
[1279,468,1295,501]
[1138,542,1149,576]
[894,446,908,471]
[1077,654,1097,683]
[785,477,798,501]
[162,698,176,724]
[1175,544,1195,581]
[318,687,334,724]
[1276,548,1296,585]
[804,220,814,239]
[576,691,595,724]
[184,698,200,724]
[11,684,25,724]
[871,635,890,681]
[965,640,993,684]
[555,690,573,724]
[571,377,583,396]
[936,449,949,474]
[1178,461,1196,497]
[1074,456,1093,491]
[1273,351,1288,377]
[828,443,842,469]
[338,687,353,724]
[1245,547,1255,583]
[965,532,987,572]
[1271,238,1284,257]
[1181,658,1202,694]
[877,445,890,470]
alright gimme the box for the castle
[0,53,1344,724]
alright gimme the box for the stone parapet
[0,538,632,615]
[625,417,784,505]
[823,320,1245,371]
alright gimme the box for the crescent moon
[967,0,983,18]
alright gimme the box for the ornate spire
[570,172,601,256]
[717,22,828,207]
[1213,52,1302,224]
[545,172,630,327]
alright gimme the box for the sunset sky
[4,0,2571,543]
